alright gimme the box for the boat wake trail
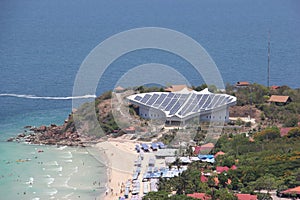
[0,94,96,100]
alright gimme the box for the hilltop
[8,83,300,147]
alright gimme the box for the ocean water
[0,0,300,199]
[0,142,107,200]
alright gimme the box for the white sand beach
[95,139,139,200]
[95,138,166,200]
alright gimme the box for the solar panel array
[131,92,234,118]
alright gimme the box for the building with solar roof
[127,88,237,126]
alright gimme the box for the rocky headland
[7,114,98,146]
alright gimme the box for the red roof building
[187,193,211,199]
[114,86,125,92]
[280,127,293,137]
[236,194,258,200]
[282,186,300,195]
[187,193,257,200]
[268,95,291,104]
[194,143,215,155]
[227,179,232,185]
[200,175,208,183]
[194,146,202,155]
[270,85,280,90]
[216,166,230,173]
[236,81,250,87]
[214,151,225,158]
[231,165,237,170]
[200,143,215,152]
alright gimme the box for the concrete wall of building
[139,105,165,119]
[138,105,230,123]
[200,108,229,122]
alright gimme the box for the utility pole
[249,85,252,119]
[267,30,271,88]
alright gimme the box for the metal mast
[267,30,271,88]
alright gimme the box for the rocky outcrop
[7,114,92,147]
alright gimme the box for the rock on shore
[7,114,95,147]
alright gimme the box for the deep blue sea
[0,0,299,199]
[1,0,300,135]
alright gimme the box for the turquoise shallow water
[0,108,70,141]
[0,101,108,200]
[0,142,107,200]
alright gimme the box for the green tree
[214,188,238,200]
[236,118,244,126]
[254,126,280,141]
[218,172,228,188]
[208,85,218,93]
[137,85,145,93]
[193,84,208,91]
[257,193,272,200]
[223,156,235,167]
[287,127,300,138]
[142,191,169,200]
[255,174,278,193]
[207,176,216,188]
[170,195,194,200]
[283,114,298,127]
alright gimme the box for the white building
[127,88,236,126]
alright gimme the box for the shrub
[287,127,300,138]
[254,127,280,141]
[283,115,298,127]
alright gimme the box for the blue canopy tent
[141,143,149,152]
[198,154,215,163]
[151,143,158,151]
[157,142,165,149]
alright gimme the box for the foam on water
[0,94,96,100]
[73,166,78,174]
[63,177,77,190]
[45,165,63,172]
[62,192,74,199]
[77,151,89,155]
[45,177,55,186]
[57,146,68,150]
[44,161,59,166]
[47,188,58,196]
[0,141,107,199]
[60,151,73,159]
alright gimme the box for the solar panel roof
[127,88,236,119]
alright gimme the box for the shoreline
[94,139,139,200]
[94,138,167,200]
[4,133,133,200]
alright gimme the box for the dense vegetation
[143,132,300,199]
[226,83,300,126]
[214,133,300,189]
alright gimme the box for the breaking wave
[0,93,96,100]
